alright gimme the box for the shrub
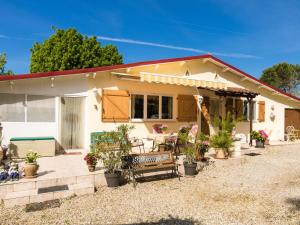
[210,132,233,152]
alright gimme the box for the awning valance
[140,73,227,90]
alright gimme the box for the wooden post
[248,97,253,146]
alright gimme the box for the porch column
[248,97,253,146]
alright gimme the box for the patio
[0,143,299,224]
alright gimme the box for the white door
[60,97,85,150]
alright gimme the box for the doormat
[25,199,61,212]
[245,153,262,157]
[38,185,69,194]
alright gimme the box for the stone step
[3,182,95,208]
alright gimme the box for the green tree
[0,53,13,75]
[30,28,123,73]
[260,63,300,96]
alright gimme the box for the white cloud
[97,36,259,59]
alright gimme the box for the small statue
[9,162,19,181]
[0,165,8,183]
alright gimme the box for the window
[131,94,173,120]
[0,93,25,122]
[0,93,56,122]
[27,95,55,122]
[162,96,173,119]
[131,94,144,119]
[147,95,159,119]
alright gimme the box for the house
[0,54,299,151]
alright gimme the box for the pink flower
[259,130,268,139]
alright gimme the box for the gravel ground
[1,144,300,225]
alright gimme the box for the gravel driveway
[1,144,300,225]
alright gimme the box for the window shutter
[177,95,197,122]
[235,99,243,120]
[258,101,265,122]
[102,90,130,122]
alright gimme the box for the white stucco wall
[0,74,89,149]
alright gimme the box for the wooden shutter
[102,90,130,122]
[235,99,243,120]
[258,101,265,122]
[177,95,197,122]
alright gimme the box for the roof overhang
[0,54,299,102]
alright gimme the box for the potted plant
[84,151,98,172]
[195,133,209,161]
[183,144,197,176]
[250,130,267,148]
[94,125,133,187]
[180,131,197,176]
[210,132,233,159]
[24,150,39,178]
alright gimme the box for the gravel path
[1,145,300,225]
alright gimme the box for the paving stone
[36,178,57,189]
[56,176,77,186]
[76,175,94,184]
[13,181,36,192]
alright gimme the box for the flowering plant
[250,130,268,142]
[84,152,98,166]
[196,133,210,156]
[160,124,168,133]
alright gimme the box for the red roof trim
[0,54,210,81]
[0,54,299,102]
[209,55,300,101]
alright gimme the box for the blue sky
[1,0,300,78]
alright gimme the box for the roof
[0,54,299,101]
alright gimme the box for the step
[3,183,95,208]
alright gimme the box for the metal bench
[127,151,179,187]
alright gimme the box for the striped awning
[140,73,227,90]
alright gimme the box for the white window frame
[130,93,175,122]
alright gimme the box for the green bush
[210,132,233,152]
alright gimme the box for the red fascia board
[0,54,211,82]
[209,55,300,102]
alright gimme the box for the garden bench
[128,151,179,187]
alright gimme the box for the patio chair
[128,137,145,154]
[286,126,298,141]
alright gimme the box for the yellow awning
[140,73,227,90]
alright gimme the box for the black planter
[184,162,197,176]
[255,140,265,148]
[104,171,121,187]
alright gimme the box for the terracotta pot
[87,164,96,172]
[215,148,228,159]
[24,163,39,178]
[195,152,205,161]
